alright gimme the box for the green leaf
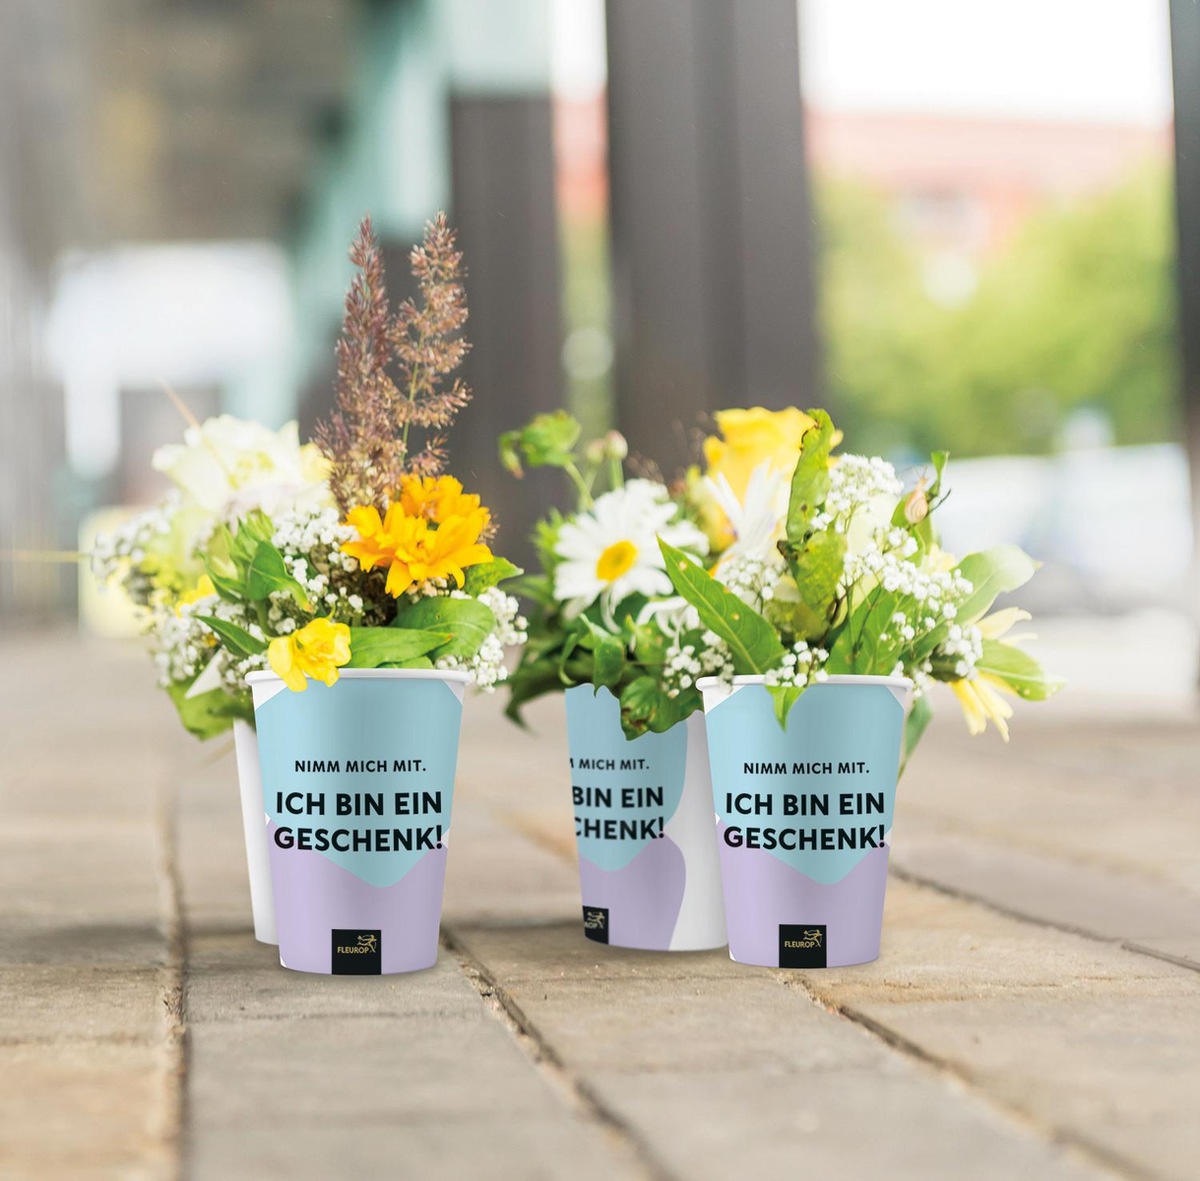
[901,694,933,776]
[779,529,846,638]
[619,674,691,737]
[928,450,948,499]
[827,586,904,676]
[344,627,453,669]
[245,541,311,609]
[498,430,525,477]
[769,684,806,729]
[582,618,626,690]
[785,409,838,546]
[204,564,246,603]
[463,557,522,595]
[195,615,268,658]
[393,596,497,660]
[164,669,242,740]
[501,410,582,474]
[955,546,1039,624]
[975,639,1065,701]
[659,539,784,675]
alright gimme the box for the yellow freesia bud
[175,574,216,615]
[268,617,352,692]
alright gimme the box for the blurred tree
[816,163,1179,458]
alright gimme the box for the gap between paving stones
[154,772,188,1179]
[784,974,1149,1181]
[889,861,1200,976]
[442,927,676,1181]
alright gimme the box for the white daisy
[553,479,708,619]
[705,459,787,565]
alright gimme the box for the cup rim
[695,674,912,690]
[246,668,473,686]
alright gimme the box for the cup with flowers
[661,407,1062,969]
[499,411,729,952]
[94,215,526,974]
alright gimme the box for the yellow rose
[268,618,352,692]
[702,407,817,502]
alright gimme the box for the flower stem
[564,461,593,509]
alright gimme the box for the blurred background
[1,0,1197,698]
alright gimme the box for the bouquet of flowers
[502,404,1060,755]
[93,214,526,738]
[498,410,714,737]
[664,407,1062,753]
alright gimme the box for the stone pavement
[2,632,1199,1180]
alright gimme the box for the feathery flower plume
[317,213,472,515]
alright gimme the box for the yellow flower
[702,407,818,503]
[175,573,216,615]
[977,607,1033,642]
[268,617,351,692]
[341,493,494,598]
[398,474,484,525]
[951,674,1016,741]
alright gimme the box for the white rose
[152,415,332,518]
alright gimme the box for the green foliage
[784,411,838,545]
[953,546,1039,624]
[344,627,452,669]
[392,597,497,661]
[165,665,252,740]
[499,410,582,477]
[194,616,267,659]
[816,164,1177,456]
[975,640,1065,701]
[245,541,310,609]
[203,518,308,611]
[659,540,784,674]
[580,617,627,690]
[463,557,522,595]
[902,694,934,774]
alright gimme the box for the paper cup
[232,718,276,944]
[247,668,469,975]
[697,675,910,968]
[564,685,726,951]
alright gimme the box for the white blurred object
[78,508,144,639]
[46,242,295,481]
[934,443,1194,614]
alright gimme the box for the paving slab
[0,633,182,1181]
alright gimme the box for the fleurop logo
[331,929,382,974]
[779,924,827,968]
[582,906,610,944]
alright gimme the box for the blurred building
[807,109,1171,258]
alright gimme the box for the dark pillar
[449,95,564,566]
[605,0,821,463]
[1170,0,1200,634]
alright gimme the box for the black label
[582,906,610,944]
[331,929,382,974]
[779,924,827,968]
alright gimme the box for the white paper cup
[247,668,469,975]
[698,675,910,968]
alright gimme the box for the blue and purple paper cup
[697,675,910,969]
[564,685,726,951]
[247,668,469,975]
